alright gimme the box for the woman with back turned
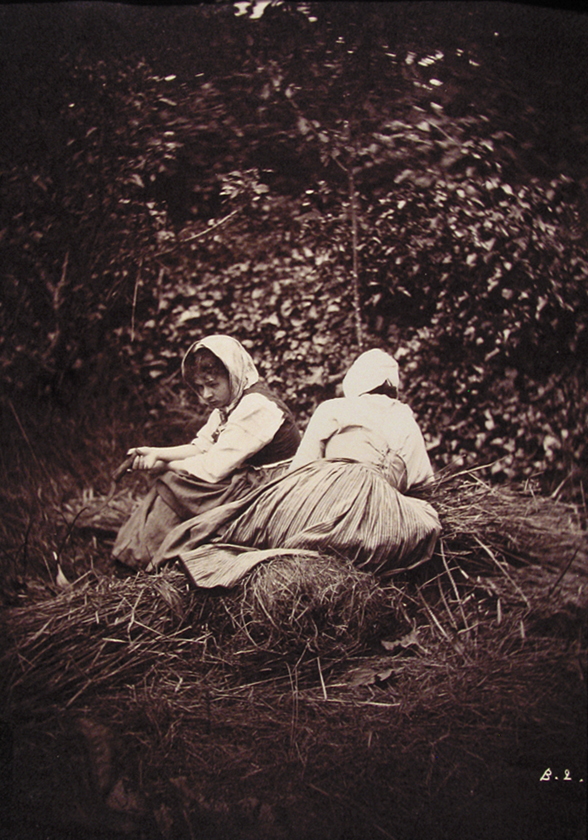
[150,348,441,582]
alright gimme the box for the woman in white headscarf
[112,335,300,570]
[150,348,441,581]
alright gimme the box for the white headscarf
[181,335,259,410]
[342,348,399,398]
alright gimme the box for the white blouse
[289,394,434,490]
[177,392,285,483]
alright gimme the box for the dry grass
[1,554,395,716]
[1,469,586,840]
[418,466,585,570]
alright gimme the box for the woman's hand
[128,447,167,473]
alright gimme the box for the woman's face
[190,371,232,409]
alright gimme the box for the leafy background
[1,0,587,496]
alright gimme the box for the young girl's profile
[112,334,300,569]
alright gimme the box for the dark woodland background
[1,0,587,495]
[0,5,587,840]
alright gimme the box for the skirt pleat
[218,460,441,574]
[113,462,289,570]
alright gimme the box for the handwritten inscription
[540,768,584,782]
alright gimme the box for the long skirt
[151,460,441,579]
[112,462,288,570]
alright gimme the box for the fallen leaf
[381,629,431,656]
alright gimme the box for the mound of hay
[212,552,394,657]
[3,469,586,718]
[424,471,586,571]
[1,553,395,715]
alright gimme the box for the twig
[130,257,143,342]
[434,461,503,486]
[348,167,364,351]
[546,546,581,599]
[311,698,401,709]
[127,589,144,634]
[6,399,46,475]
[21,617,55,646]
[316,657,328,700]
[473,537,531,609]
[287,661,300,759]
[550,470,578,501]
[440,542,470,633]
[436,573,458,632]
[418,592,452,641]
[155,207,242,257]
[183,207,241,242]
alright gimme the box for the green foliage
[0,2,587,493]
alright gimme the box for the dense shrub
[1,2,586,493]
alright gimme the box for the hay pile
[420,469,585,570]
[214,552,394,657]
[1,554,395,717]
[3,472,586,709]
[1,470,586,840]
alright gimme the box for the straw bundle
[212,552,395,658]
[423,471,586,571]
[1,554,395,716]
[1,570,202,713]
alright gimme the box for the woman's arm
[127,412,217,472]
[289,400,340,471]
[128,443,202,472]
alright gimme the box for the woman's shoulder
[310,397,348,418]
[240,383,284,409]
[390,398,416,417]
[230,387,287,424]
[355,393,412,411]
[389,399,422,429]
[359,395,420,427]
[241,381,297,416]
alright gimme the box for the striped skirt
[112,461,289,570]
[154,460,441,576]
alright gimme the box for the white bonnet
[342,348,399,398]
